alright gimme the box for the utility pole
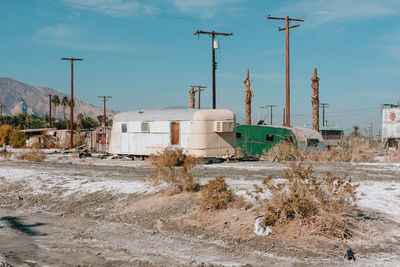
[194,30,233,109]
[97,96,112,126]
[0,104,2,118]
[265,105,277,125]
[46,94,52,128]
[191,85,206,109]
[267,15,304,127]
[319,103,329,127]
[61,57,83,149]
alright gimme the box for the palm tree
[61,96,69,122]
[51,95,60,123]
[97,115,104,127]
[77,113,84,131]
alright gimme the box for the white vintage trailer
[109,109,236,158]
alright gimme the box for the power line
[267,15,304,126]
[194,30,233,109]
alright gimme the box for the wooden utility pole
[191,85,206,109]
[194,30,233,109]
[244,69,253,125]
[267,15,304,127]
[319,103,329,127]
[189,86,196,109]
[98,96,112,126]
[0,104,2,118]
[311,68,320,132]
[61,57,83,149]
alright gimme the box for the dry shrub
[302,138,375,163]
[250,162,359,239]
[198,176,235,210]
[16,149,46,162]
[385,149,400,162]
[147,148,199,195]
[264,142,298,162]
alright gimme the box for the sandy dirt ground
[1,152,400,266]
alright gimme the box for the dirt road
[1,157,400,266]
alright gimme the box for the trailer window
[307,139,319,147]
[236,132,242,139]
[265,134,274,142]
[121,123,127,133]
[141,122,150,132]
[284,135,294,144]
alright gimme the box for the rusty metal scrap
[311,68,320,132]
[244,69,253,125]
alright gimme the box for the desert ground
[1,151,400,266]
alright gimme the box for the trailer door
[171,122,180,146]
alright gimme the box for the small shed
[109,109,236,157]
[236,125,324,156]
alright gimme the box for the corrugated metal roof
[290,127,323,142]
[113,109,234,122]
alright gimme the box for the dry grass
[384,149,400,163]
[16,149,46,162]
[198,176,235,210]
[249,162,360,239]
[147,148,199,195]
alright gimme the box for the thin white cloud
[376,28,400,59]
[35,24,126,52]
[59,0,158,16]
[169,0,241,19]
[276,0,399,27]
[58,0,242,19]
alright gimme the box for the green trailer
[236,125,324,156]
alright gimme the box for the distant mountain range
[0,77,116,119]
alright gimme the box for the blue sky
[1,0,400,134]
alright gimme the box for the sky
[1,0,400,134]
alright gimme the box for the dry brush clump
[147,148,199,195]
[16,149,46,162]
[250,162,360,239]
[198,176,238,210]
[301,138,376,163]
